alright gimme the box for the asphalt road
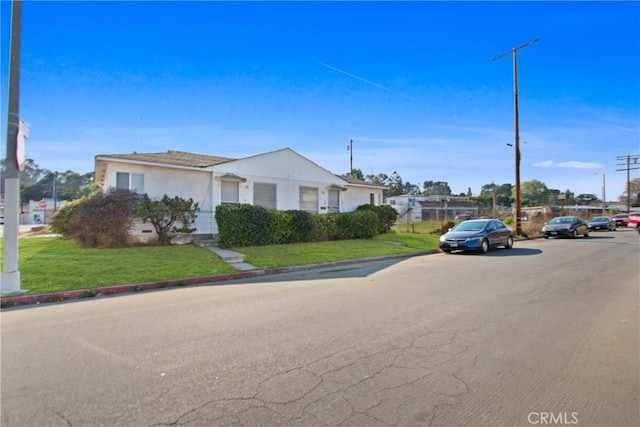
[2,229,639,427]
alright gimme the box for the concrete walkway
[206,246,257,271]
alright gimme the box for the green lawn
[1,223,441,296]
[0,238,238,295]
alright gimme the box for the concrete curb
[1,251,433,309]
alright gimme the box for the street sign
[38,200,47,208]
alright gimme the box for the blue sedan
[439,219,514,254]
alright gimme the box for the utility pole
[493,38,539,236]
[2,0,24,294]
[347,139,353,176]
[616,155,640,213]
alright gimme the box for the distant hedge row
[215,204,398,248]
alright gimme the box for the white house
[94,147,386,238]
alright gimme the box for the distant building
[387,194,478,222]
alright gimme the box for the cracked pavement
[2,233,639,426]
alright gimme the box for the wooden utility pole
[493,38,539,236]
[616,155,640,213]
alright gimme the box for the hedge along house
[94,147,386,241]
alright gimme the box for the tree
[366,172,389,186]
[422,180,452,196]
[137,194,200,245]
[619,177,640,206]
[341,168,364,180]
[480,183,513,207]
[518,179,549,206]
[385,171,405,197]
[1,158,46,195]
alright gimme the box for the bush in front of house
[285,209,315,243]
[216,204,275,248]
[215,205,380,248]
[332,210,378,240]
[355,204,398,234]
[71,188,140,248]
[137,194,200,245]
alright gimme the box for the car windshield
[549,217,573,225]
[453,221,486,232]
[591,217,608,222]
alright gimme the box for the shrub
[50,188,102,237]
[334,211,378,240]
[71,188,140,248]
[215,204,275,248]
[313,214,338,241]
[356,204,398,233]
[285,210,315,243]
[136,194,200,245]
[50,198,83,238]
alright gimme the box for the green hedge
[355,204,398,233]
[215,205,381,248]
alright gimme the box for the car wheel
[543,235,549,239]
[571,229,578,239]
[479,239,489,254]
[505,235,514,249]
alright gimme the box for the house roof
[95,150,235,168]
[340,175,387,189]
[96,148,387,189]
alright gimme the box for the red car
[612,213,629,227]
[628,213,640,230]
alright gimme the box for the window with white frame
[299,186,319,213]
[221,180,240,205]
[116,172,144,192]
[254,183,277,210]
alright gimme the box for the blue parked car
[439,219,514,254]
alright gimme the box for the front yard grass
[0,237,238,295]
[1,223,441,296]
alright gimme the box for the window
[299,186,318,213]
[254,183,277,210]
[328,189,340,213]
[221,180,239,205]
[370,193,375,205]
[116,172,144,192]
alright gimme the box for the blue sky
[1,1,639,198]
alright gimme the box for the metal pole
[2,0,23,294]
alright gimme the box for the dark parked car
[588,216,616,231]
[542,216,589,239]
[612,213,629,227]
[439,219,514,254]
